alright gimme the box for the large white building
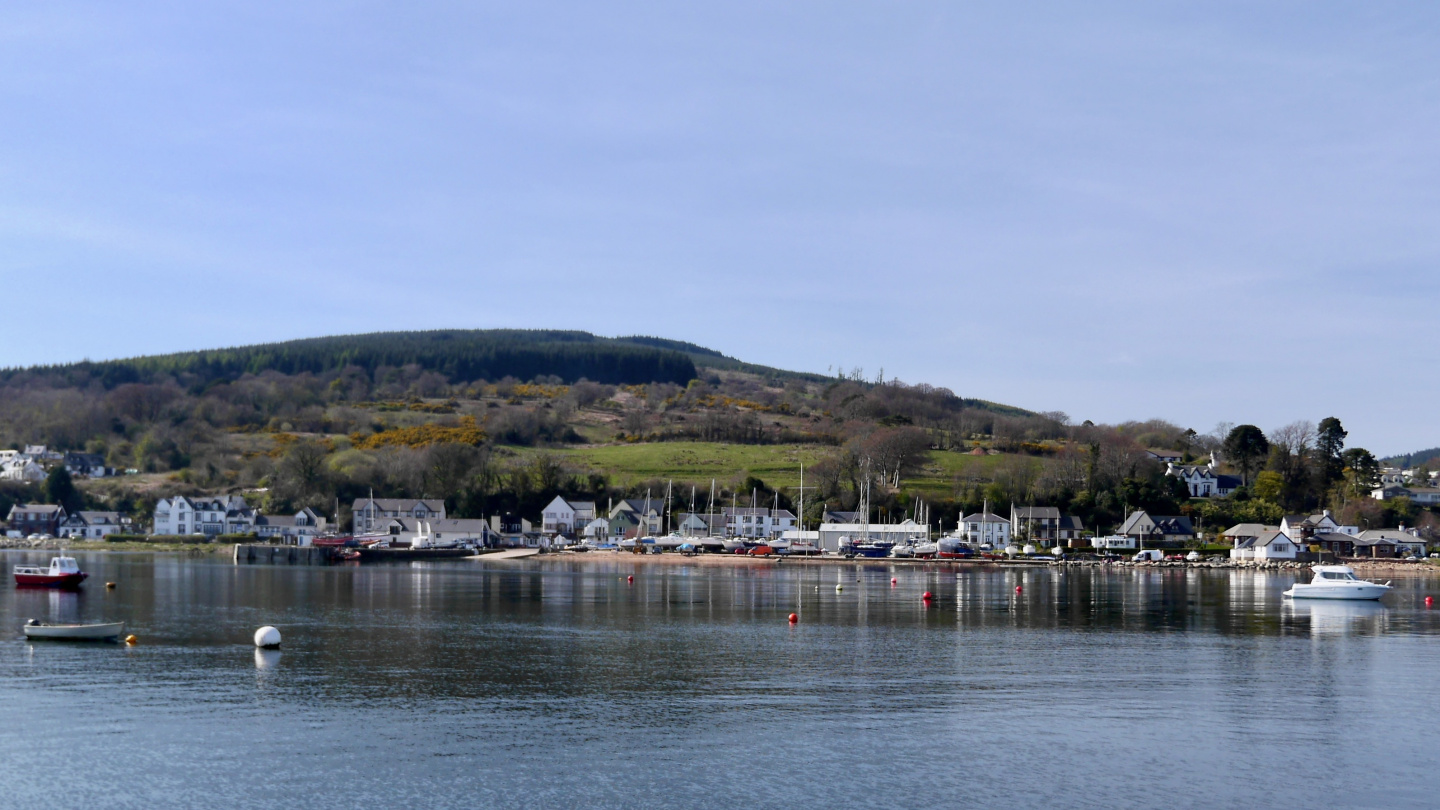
[153,495,256,536]
[540,497,596,536]
[1166,456,1241,498]
[960,511,1011,547]
[724,506,797,539]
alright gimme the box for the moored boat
[1284,565,1391,601]
[14,555,88,589]
[23,619,124,641]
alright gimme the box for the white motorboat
[23,620,125,641]
[1283,565,1391,601]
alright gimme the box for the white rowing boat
[23,620,125,641]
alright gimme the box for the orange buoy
[788,613,798,624]
[124,635,138,644]
[105,582,117,589]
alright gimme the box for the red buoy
[1015,585,1023,594]
[891,578,897,585]
[922,591,933,600]
[627,575,633,584]
[1427,596,1434,608]
[788,613,798,623]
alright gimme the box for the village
[2,442,1435,563]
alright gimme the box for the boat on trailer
[23,620,125,641]
[13,555,88,589]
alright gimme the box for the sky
[1,2,1437,456]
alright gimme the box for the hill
[1384,447,1440,469]
[1,330,697,390]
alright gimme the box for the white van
[1133,549,1164,562]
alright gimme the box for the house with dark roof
[822,510,863,524]
[6,504,67,537]
[352,498,446,534]
[64,452,113,478]
[1117,510,1194,546]
[1166,456,1241,498]
[609,498,663,535]
[59,511,123,539]
[254,508,328,545]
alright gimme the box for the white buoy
[254,626,282,648]
[835,584,844,592]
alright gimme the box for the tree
[1341,448,1380,499]
[1253,470,1284,503]
[43,466,82,513]
[1315,417,1347,489]
[1223,425,1269,485]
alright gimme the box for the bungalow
[254,508,328,545]
[58,511,123,539]
[1350,535,1400,558]
[7,504,67,536]
[539,496,596,536]
[1146,449,1184,464]
[1230,530,1299,561]
[822,510,863,524]
[1117,511,1194,547]
[1223,523,1278,546]
[1094,535,1138,550]
[1372,486,1440,506]
[352,498,446,534]
[1356,529,1423,557]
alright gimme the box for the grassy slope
[519,442,1009,497]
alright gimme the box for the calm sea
[1,551,1437,809]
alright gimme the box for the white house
[1094,535,1138,550]
[1166,456,1242,498]
[539,497,597,536]
[352,498,446,534]
[58,511,123,539]
[1230,530,1298,561]
[153,495,255,536]
[960,511,1010,546]
[723,506,797,539]
[0,458,46,482]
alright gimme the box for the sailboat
[786,463,820,555]
[913,500,939,558]
[721,488,746,552]
[850,469,894,558]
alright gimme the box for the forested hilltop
[0,330,1428,542]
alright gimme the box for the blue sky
[2,2,1437,455]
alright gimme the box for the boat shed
[814,521,929,553]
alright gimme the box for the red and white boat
[13,555,89,588]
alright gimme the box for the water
[1,551,1437,809]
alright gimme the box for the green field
[523,442,1010,496]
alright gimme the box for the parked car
[1186,551,1202,562]
[1133,549,1164,562]
[748,545,775,557]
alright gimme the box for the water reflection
[1286,599,1389,636]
